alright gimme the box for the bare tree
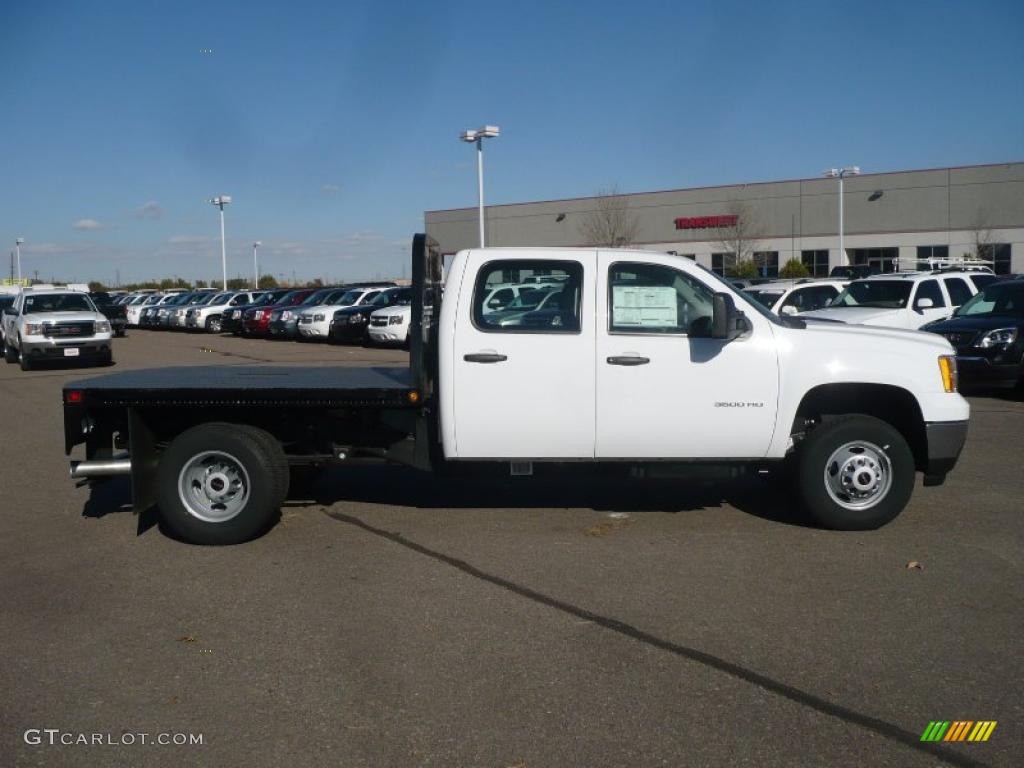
[966,209,994,262]
[579,186,640,247]
[713,201,764,274]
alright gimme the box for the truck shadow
[78,465,813,530]
[306,465,813,528]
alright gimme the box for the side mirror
[711,292,748,340]
[779,304,799,317]
[915,297,935,310]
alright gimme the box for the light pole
[824,167,860,266]
[459,125,500,247]
[15,238,24,282]
[252,241,261,289]
[209,195,232,289]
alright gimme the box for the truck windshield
[955,282,1024,317]
[831,281,913,309]
[24,293,95,313]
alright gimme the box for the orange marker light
[408,390,420,404]
[938,356,957,393]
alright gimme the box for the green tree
[257,274,279,288]
[779,258,810,279]
[728,259,758,278]
[226,277,250,290]
[87,280,107,292]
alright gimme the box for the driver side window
[609,262,713,334]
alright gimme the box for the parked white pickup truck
[61,236,968,544]
[3,289,113,370]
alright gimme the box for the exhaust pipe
[70,456,132,479]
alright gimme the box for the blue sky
[0,0,1021,284]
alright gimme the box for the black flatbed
[65,365,418,408]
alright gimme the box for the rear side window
[609,262,714,334]
[969,274,997,291]
[943,277,972,307]
[781,285,838,313]
[473,260,582,333]
[914,279,945,307]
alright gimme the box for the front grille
[300,316,312,323]
[44,322,94,338]
[370,316,388,327]
[943,332,977,349]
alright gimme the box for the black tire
[3,338,16,364]
[796,414,915,531]
[206,315,222,333]
[19,346,31,371]
[156,423,288,545]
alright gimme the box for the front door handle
[464,352,508,364]
[607,355,650,366]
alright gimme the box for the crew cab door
[909,278,950,328]
[450,251,596,458]
[595,253,779,458]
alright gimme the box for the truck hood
[800,306,909,326]
[23,311,102,323]
[371,305,411,318]
[797,317,954,353]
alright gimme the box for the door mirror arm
[711,292,750,340]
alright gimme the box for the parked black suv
[922,279,1024,391]
[89,292,128,337]
[328,287,412,344]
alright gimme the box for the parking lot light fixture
[824,167,861,266]
[253,241,262,289]
[210,196,232,290]
[15,238,24,282]
[460,125,500,247]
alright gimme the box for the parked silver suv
[1,289,113,371]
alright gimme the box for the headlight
[255,310,266,320]
[977,327,1018,348]
[95,320,111,333]
[25,322,43,335]
[938,355,957,393]
[389,315,405,325]
[282,311,293,321]
[349,314,366,324]
[313,313,325,322]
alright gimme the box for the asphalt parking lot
[1,330,1021,767]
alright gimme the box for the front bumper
[923,420,969,485]
[368,327,407,344]
[328,322,367,342]
[268,319,300,337]
[955,355,1023,389]
[298,320,331,339]
[22,336,112,360]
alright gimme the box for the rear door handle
[464,352,508,363]
[607,355,650,366]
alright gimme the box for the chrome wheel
[177,450,250,523]
[823,441,892,511]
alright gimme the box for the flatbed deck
[65,365,417,408]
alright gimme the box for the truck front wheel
[156,423,288,544]
[796,415,915,530]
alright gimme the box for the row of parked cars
[115,283,415,346]
[735,268,1023,391]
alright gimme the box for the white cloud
[321,183,340,194]
[134,200,163,219]
[168,234,215,246]
[73,218,103,231]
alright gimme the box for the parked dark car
[223,288,290,335]
[242,289,317,337]
[268,287,339,339]
[89,292,128,337]
[922,279,1024,391]
[328,287,412,344]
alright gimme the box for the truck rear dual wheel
[156,423,289,545]
[796,415,915,530]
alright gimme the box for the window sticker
[613,286,676,327]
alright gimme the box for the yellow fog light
[938,355,957,393]
[407,390,421,404]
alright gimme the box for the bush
[779,258,810,279]
[727,259,758,278]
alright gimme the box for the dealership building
[425,161,1024,277]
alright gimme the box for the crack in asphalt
[327,510,990,768]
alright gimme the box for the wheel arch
[792,383,927,471]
